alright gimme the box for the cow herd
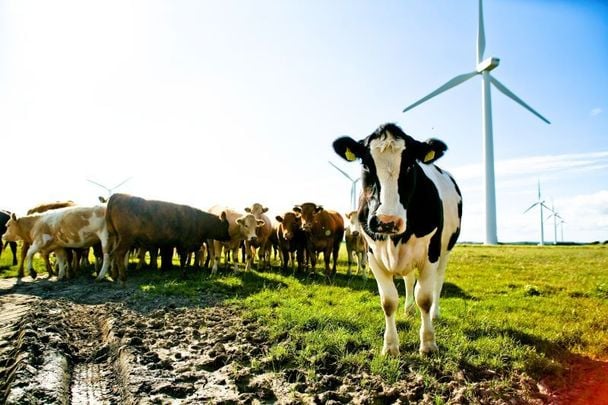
[0,194,367,285]
[2,123,462,355]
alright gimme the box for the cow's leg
[357,251,365,277]
[210,241,221,274]
[323,248,332,277]
[416,263,439,354]
[431,254,449,320]
[96,243,112,281]
[279,246,288,271]
[244,242,254,271]
[369,256,399,356]
[17,242,29,278]
[403,272,416,316]
[231,245,240,271]
[7,241,18,266]
[24,243,41,280]
[55,249,69,280]
[346,246,354,276]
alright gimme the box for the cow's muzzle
[369,215,404,235]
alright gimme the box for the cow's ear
[276,215,284,223]
[416,138,447,163]
[11,213,17,221]
[244,207,251,213]
[315,205,324,213]
[262,207,269,213]
[293,206,302,213]
[333,136,364,162]
[236,218,244,226]
[220,211,227,221]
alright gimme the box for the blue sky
[1,0,606,243]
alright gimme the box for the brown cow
[207,206,265,273]
[105,194,230,284]
[293,202,345,278]
[275,211,307,273]
[344,211,368,277]
[244,203,273,270]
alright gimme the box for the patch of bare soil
[0,275,596,404]
[540,355,608,405]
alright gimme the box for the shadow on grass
[0,263,288,315]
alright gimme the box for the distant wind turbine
[546,202,563,245]
[402,0,550,245]
[87,177,132,200]
[329,161,360,211]
[523,182,552,246]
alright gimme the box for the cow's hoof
[419,342,439,355]
[29,269,37,279]
[382,345,400,357]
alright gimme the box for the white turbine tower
[546,202,563,245]
[402,0,550,245]
[523,182,552,246]
[329,161,360,211]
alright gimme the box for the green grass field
[1,243,607,400]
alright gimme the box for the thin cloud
[452,151,608,181]
[590,107,603,117]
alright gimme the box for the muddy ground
[0,275,601,404]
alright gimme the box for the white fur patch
[369,135,407,221]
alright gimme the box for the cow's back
[108,194,200,247]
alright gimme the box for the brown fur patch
[382,298,397,317]
[417,295,432,314]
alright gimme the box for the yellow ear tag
[345,148,356,161]
[424,150,435,163]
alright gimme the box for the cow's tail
[105,195,120,256]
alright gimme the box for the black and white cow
[333,123,462,356]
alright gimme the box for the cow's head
[276,212,301,241]
[236,213,266,241]
[333,123,446,236]
[244,203,269,217]
[344,211,361,237]
[293,203,322,232]
[2,213,21,242]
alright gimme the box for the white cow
[333,123,462,355]
[2,205,111,281]
[207,206,265,273]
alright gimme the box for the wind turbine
[87,177,132,200]
[329,161,360,211]
[523,182,552,246]
[402,0,550,245]
[546,202,563,245]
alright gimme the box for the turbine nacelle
[476,57,500,73]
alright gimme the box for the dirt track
[2,275,601,404]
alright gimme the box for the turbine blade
[523,202,539,213]
[87,179,110,191]
[477,0,486,64]
[329,161,355,182]
[403,71,478,113]
[490,76,551,124]
[541,202,553,212]
[112,177,132,190]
